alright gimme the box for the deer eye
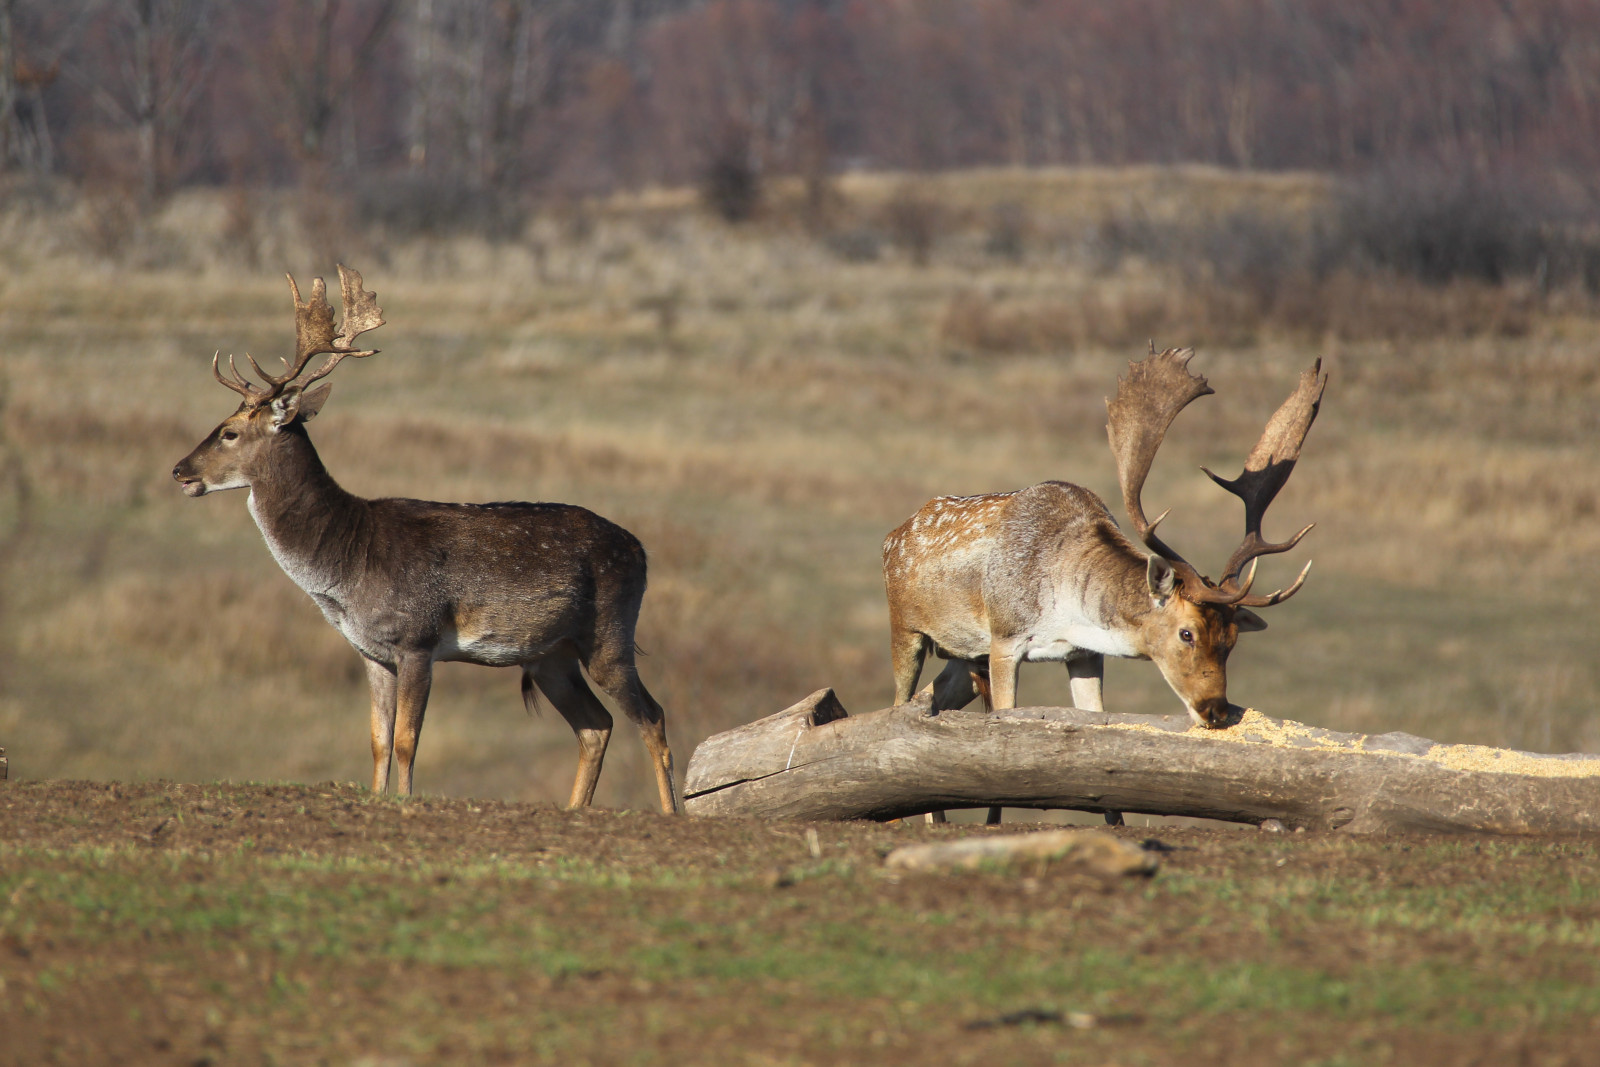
[1179,628,1195,646]
[220,429,240,442]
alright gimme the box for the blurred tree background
[2,0,1598,220]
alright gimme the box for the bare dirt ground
[2,781,1597,1066]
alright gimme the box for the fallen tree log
[682,690,1600,834]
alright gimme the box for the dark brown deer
[172,266,678,813]
[883,347,1324,820]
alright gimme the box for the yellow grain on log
[1099,709,1600,778]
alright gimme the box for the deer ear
[1234,607,1268,633]
[268,383,332,429]
[1146,555,1177,601]
[268,390,300,428]
[297,381,332,422]
[268,387,304,429]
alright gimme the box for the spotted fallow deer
[883,347,1325,819]
[172,266,678,813]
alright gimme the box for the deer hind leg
[392,653,435,797]
[923,657,993,824]
[890,628,931,705]
[585,652,678,816]
[364,657,399,794]
[528,657,614,810]
[630,680,678,816]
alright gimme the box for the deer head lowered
[882,345,1326,738]
[173,266,678,812]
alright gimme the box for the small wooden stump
[683,689,1600,834]
[0,746,7,781]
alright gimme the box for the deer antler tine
[1237,559,1313,608]
[1235,558,1258,598]
[1279,521,1315,554]
[227,353,259,390]
[211,351,272,403]
[212,351,251,398]
[244,351,276,384]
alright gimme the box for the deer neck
[1058,542,1165,660]
[244,427,367,596]
[1109,561,1165,658]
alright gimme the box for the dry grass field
[2,166,1599,812]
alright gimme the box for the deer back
[252,466,649,669]
[884,482,1147,661]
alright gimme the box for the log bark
[682,690,1600,834]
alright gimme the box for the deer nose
[1193,696,1232,728]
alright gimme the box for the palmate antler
[212,265,385,406]
[1202,359,1326,607]
[1106,345,1325,608]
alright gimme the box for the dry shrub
[881,182,943,266]
[939,285,1264,353]
[940,272,1540,355]
[220,187,264,269]
[984,200,1029,261]
[294,166,361,269]
[350,172,528,242]
[1270,272,1536,341]
[700,122,762,224]
[77,188,142,262]
[821,226,883,263]
[1331,168,1535,286]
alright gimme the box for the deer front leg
[979,645,1021,828]
[392,652,434,797]
[1067,654,1105,712]
[364,657,398,794]
[987,640,1023,711]
[1066,653,1121,824]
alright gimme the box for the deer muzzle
[1190,694,1234,728]
[172,462,207,497]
